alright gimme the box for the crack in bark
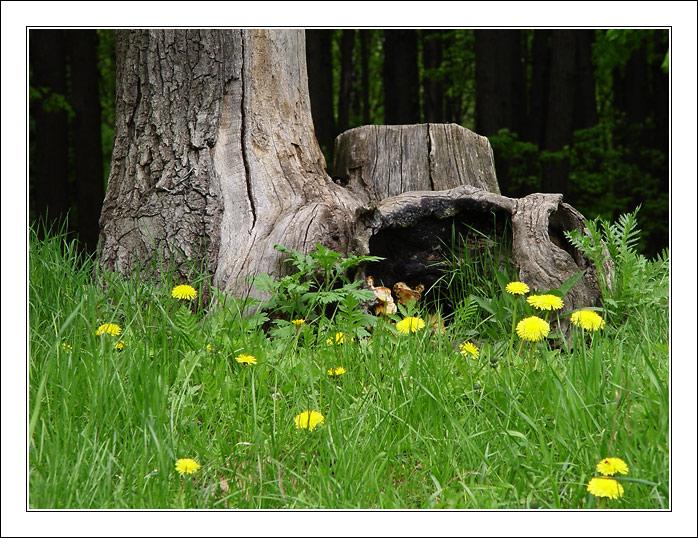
[240,32,257,233]
[426,124,435,192]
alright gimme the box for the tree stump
[333,123,500,202]
[333,124,604,332]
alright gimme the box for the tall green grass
[28,217,669,509]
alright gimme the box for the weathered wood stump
[333,124,605,333]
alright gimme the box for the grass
[27,222,669,510]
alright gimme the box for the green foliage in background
[489,118,668,258]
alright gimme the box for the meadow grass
[28,223,669,509]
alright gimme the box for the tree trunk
[359,30,371,125]
[305,30,336,158]
[474,30,524,137]
[573,30,598,131]
[99,30,607,329]
[422,30,444,123]
[524,29,551,146]
[98,29,360,302]
[542,30,577,195]
[333,123,500,204]
[29,29,70,234]
[337,29,356,135]
[68,29,105,254]
[383,30,420,124]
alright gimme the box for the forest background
[28,28,669,259]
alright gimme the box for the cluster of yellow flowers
[587,457,629,500]
[505,280,605,343]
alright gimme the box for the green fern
[564,206,668,325]
[454,295,479,331]
[254,243,383,322]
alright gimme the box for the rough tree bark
[99,29,606,326]
[99,29,361,301]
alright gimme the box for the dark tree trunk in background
[474,30,500,136]
[30,30,70,235]
[475,30,524,195]
[612,35,668,255]
[337,29,356,135]
[442,32,462,124]
[651,32,669,159]
[573,30,598,131]
[542,30,577,195]
[525,29,551,146]
[614,44,650,148]
[422,30,444,123]
[649,31,669,254]
[359,30,371,125]
[305,30,336,158]
[383,30,420,124]
[474,30,524,137]
[67,30,105,254]
[504,30,525,136]
[619,47,650,126]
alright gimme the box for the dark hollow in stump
[334,124,606,336]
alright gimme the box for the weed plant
[28,211,669,509]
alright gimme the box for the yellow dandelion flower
[171,284,197,300]
[235,353,257,365]
[570,310,605,331]
[291,318,306,327]
[114,340,127,351]
[326,332,346,345]
[516,316,550,342]
[395,316,426,334]
[459,341,479,358]
[505,281,530,295]
[587,477,624,499]
[61,342,72,353]
[206,344,213,352]
[95,323,122,336]
[596,457,629,477]
[175,458,201,476]
[294,410,325,431]
[526,294,564,311]
[327,366,346,376]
